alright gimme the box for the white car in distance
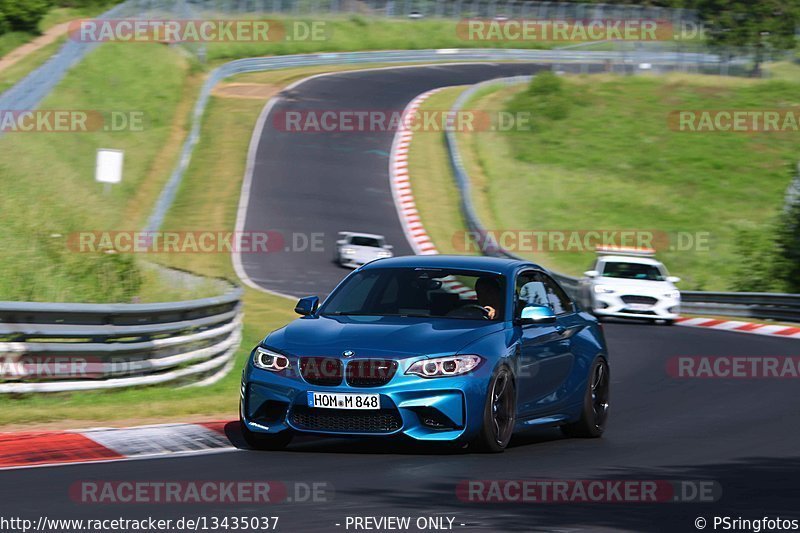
[336,232,393,268]
[580,247,681,325]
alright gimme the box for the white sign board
[95,149,124,184]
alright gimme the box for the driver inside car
[475,276,502,320]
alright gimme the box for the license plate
[307,391,380,410]
[627,303,652,311]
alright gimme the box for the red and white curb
[389,87,476,298]
[389,89,799,341]
[675,317,800,339]
[0,421,234,470]
[389,88,443,257]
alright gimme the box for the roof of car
[341,232,384,240]
[360,254,538,274]
[600,254,663,266]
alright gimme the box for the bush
[506,70,571,131]
[776,199,800,293]
[729,226,785,292]
[0,0,51,33]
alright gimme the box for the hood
[595,276,677,293]
[349,245,387,260]
[264,315,504,359]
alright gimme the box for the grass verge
[406,86,476,255]
[0,36,65,94]
[203,16,553,61]
[0,41,204,303]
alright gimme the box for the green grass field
[0,41,197,302]
[0,77,294,428]
[449,71,800,291]
[203,16,553,61]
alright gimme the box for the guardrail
[444,75,800,323]
[680,292,800,322]
[0,274,243,393]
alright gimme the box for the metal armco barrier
[679,292,800,322]
[444,76,800,323]
[0,282,243,393]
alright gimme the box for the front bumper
[338,258,365,269]
[592,293,680,320]
[241,361,492,442]
[337,251,391,268]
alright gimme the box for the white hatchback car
[335,232,393,268]
[579,247,681,325]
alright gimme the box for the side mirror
[517,305,556,325]
[295,296,319,316]
[584,270,600,278]
[667,276,681,283]
[385,244,393,250]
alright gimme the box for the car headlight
[593,285,615,294]
[253,346,290,372]
[376,250,392,258]
[663,291,680,299]
[341,247,356,256]
[406,355,482,378]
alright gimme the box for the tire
[471,366,516,453]
[239,418,293,451]
[662,319,675,326]
[561,358,609,438]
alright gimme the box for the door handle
[555,324,566,335]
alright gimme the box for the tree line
[0,0,119,36]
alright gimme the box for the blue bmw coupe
[240,255,610,452]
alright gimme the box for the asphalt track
[2,64,799,533]
[238,62,561,297]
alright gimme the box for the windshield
[320,267,506,321]
[350,236,382,247]
[601,261,666,281]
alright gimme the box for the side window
[515,270,549,312]
[540,274,574,315]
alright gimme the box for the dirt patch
[212,83,281,100]
[0,21,72,74]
